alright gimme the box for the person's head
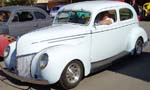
[0,12,8,22]
[0,12,6,17]
[100,11,110,20]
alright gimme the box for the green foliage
[5,0,36,6]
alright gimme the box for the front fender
[4,41,16,69]
[31,45,91,84]
[126,26,148,52]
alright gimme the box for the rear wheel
[134,38,144,55]
[58,60,84,90]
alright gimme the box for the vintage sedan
[2,1,149,90]
[0,6,52,58]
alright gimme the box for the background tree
[0,0,5,7]
[4,0,36,6]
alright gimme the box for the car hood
[17,24,90,56]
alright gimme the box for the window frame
[94,9,117,25]
[119,8,133,21]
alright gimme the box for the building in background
[36,0,49,4]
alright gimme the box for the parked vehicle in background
[34,5,50,13]
[0,6,52,58]
[49,5,64,18]
[2,1,149,90]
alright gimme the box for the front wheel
[58,60,84,90]
[134,38,144,55]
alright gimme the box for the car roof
[0,6,43,11]
[61,1,132,12]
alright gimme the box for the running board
[91,51,129,73]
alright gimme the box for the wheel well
[138,36,144,43]
[73,59,85,78]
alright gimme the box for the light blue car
[49,5,64,18]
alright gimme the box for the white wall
[37,0,49,3]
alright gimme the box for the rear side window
[119,8,133,21]
[18,11,33,22]
[34,11,46,19]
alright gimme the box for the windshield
[0,11,11,22]
[55,10,91,25]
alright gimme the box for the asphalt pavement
[0,21,150,90]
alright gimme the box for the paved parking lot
[0,21,150,90]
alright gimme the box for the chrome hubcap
[66,63,81,84]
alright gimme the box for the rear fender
[126,27,148,52]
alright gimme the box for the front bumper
[1,67,49,85]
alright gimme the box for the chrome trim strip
[17,53,36,58]
[48,36,85,43]
[32,33,91,44]
[92,23,137,34]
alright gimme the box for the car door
[118,7,136,49]
[33,10,51,28]
[8,10,38,37]
[91,9,125,63]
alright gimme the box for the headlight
[39,53,49,70]
[4,46,10,58]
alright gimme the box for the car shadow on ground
[108,52,150,82]
[88,52,150,82]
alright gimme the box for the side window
[119,8,133,21]
[12,14,19,22]
[94,10,117,25]
[34,11,46,19]
[18,11,33,22]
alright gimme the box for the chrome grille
[16,55,34,78]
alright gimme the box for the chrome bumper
[1,68,49,85]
